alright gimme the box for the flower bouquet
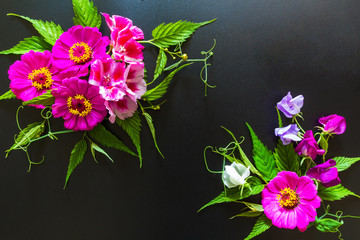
[0,0,215,187]
[200,92,360,239]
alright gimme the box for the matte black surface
[1,0,360,239]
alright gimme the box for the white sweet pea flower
[222,162,251,188]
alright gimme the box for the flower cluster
[201,92,359,240]
[1,0,215,187]
[10,18,146,131]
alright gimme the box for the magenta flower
[275,124,302,145]
[89,58,146,122]
[319,114,346,135]
[52,25,110,74]
[52,77,107,131]
[307,159,341,187]
[102,13,144,62]
[295,130,325,160]
[277,92,304,118]
[8,50,62,105]
[262,171,321,232]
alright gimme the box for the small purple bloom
[275,124,302,145]
[306,159,341,187]
[294,130,325,160]
[319,114,346,135]
[277,92,304,118]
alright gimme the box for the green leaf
[0,36,52,55]
[8,13,63,46]
[116,111,142,166]
[274,140,299,173]
[142,112,164,158]
[244,214,272,240]
[0,89,16,100]
[72,0,102,28]
[6,121,45,157]
[142,63,192,101]
[230,211,262,219]
[153,49,167,81]
[151,19,216,48]
[22,91,54,106]
[318,184,360,201]
[198,177,264,211]
[333,156,360,172]
[315,217,343,233]
[64,139,87,188]
[88,124,137,157]
[90,141,114,163]
[246,123,278,181]
[198,192,233,212]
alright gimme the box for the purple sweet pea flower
[277,92,304,118]
[319,114,346,135]
[306,159,341,187]
[294,130,325,160]
[275,124,302,145]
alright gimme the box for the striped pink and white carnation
[52,25,110,74]
[8,50,62,106]
[89,58,146,122]
[262,171,321,232]
[52,77,107,131]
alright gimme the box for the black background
[1,0,360,239]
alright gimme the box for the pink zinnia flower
[52,25,110,74]
[102,13,144,62]
[8,50,62,105]
[89,58,146,122]
[295,130,325,160]
[262,171,321,232]
[52,77,107,131]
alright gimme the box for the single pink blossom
[52,25,110,74]
[295,130,325,160]
[106,96,138,122]
[262,171,321,232]
[8,50,62,107]
[101,13,144,62]
[306,159,341,187]
[319,114,346,135]
[52,77,107,131]
[102,13,144,40]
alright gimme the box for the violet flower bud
[319,114,346,135]
[275,124,302,145]
[277,92,304,118]
[306,159,341,187]
[294,130,325,160]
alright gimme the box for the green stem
[29,130,74,143]
[293,117,305,133]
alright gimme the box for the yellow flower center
[28,67,53,90]
[67,94,92,117]
[69,42,92,64]
[277,187,299,209]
